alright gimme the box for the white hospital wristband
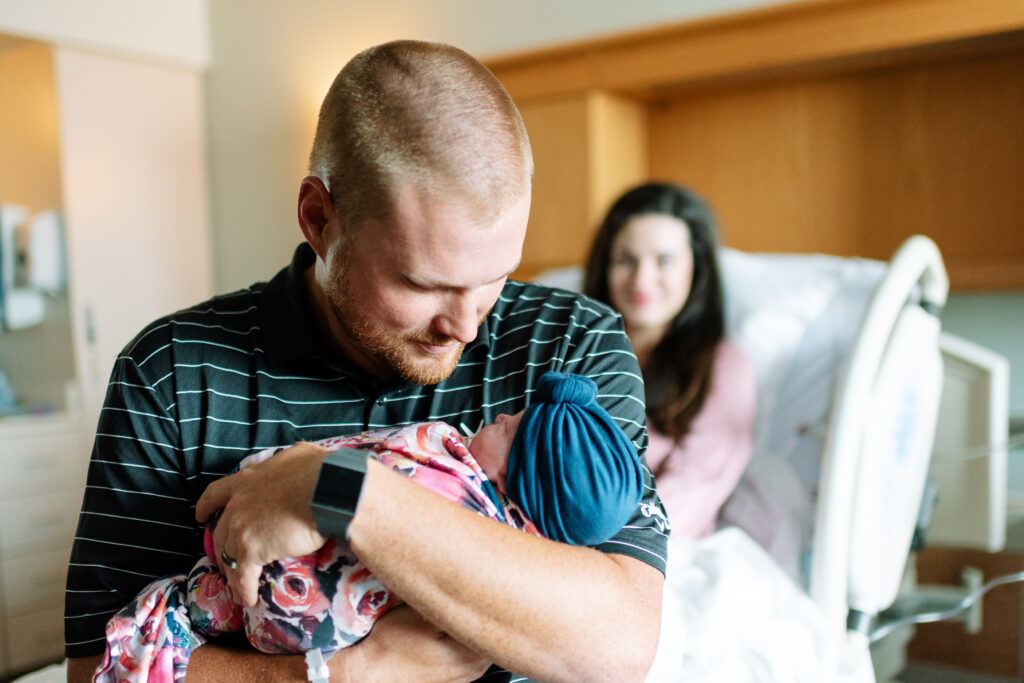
[305,649,335,682]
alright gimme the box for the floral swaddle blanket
[94,421,540,682]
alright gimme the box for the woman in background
[583,181,756,538]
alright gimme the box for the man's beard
[326,263,466,385]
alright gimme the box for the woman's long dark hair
[583,182,724,448]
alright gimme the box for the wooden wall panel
[488,0,1024,290]
[586,92,649,236]
[908,546,1024,677]
[516,96,590,281]
[488,0,1024,102]
[514,92,648,280]
[0,42,62,212]
[649,50,1024,289]
[649,77,866,256]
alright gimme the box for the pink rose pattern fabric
[94,422,540,682]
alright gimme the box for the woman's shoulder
[705,340,757,419]
[713,339,755,382]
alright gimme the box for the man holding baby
[65,40,667,682]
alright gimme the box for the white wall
[0,0,208,68]
[205,0,795,293]
[54,47,213,415]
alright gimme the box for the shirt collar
[259,243,322,364]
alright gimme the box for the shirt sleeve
[64,324,198,658]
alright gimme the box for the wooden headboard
[485,0,1024,290]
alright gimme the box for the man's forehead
[398,229,523,289]
[369,184,529,286]
[391,182,525,230]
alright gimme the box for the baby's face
[468,410,525,494]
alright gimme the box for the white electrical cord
[930,430,1024,461]
[869,570,1024,643]
[798,422,1024,463]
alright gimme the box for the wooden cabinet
[0,415,88,675]
[488,0,1024,290]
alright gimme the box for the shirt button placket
[369,394,389,428]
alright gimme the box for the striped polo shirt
[64,243,669,669]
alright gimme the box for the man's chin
[394,345,464,385]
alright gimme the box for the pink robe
[645,341,756,538]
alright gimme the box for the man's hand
[195,441,332,606]
[346,605,491,683]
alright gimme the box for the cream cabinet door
[53,48,213,417]
[0,415,87,676]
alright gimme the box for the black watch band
[312,447,369,541]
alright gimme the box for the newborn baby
[95,372,643,681]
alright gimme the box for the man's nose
[435,294,480,344]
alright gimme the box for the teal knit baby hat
[506,372,643,546]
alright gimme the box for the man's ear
[297,176,337,260]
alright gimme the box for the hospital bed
[14,235,1008,682]
[543,234,1004,681]
[704,235,950,681]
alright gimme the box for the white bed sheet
[647,527,857,683]
[12,661,67,683]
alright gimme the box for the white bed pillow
[719,248,887,582]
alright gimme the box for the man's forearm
[70,605,489,683]
[348,461,663,683]
[68,644,314,683]
[186,643,312,681]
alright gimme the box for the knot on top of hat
[535,371,597,405]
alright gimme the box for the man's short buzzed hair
[308,40,533,233]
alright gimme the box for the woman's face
[607,213,694,334]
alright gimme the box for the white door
[54,48,213,418]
